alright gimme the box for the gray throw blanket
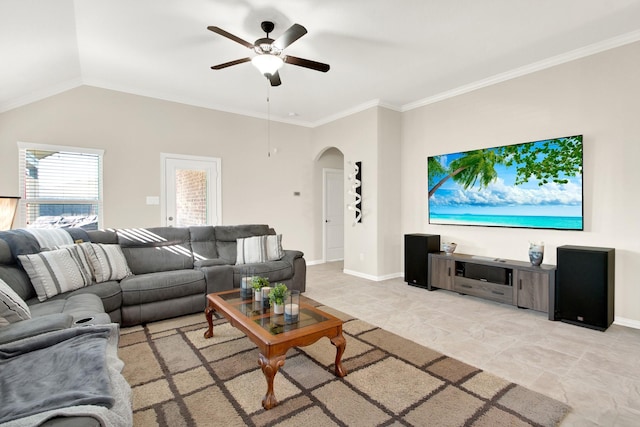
[0,326,115,424]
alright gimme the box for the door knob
[168,216,174,221]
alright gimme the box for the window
[18,142,104,230]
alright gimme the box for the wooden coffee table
[204,289,347,410]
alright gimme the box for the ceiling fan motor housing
[261,21,275,35]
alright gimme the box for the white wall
[0,86,317,259]
[377,108,402,277]
[312,108,381,277]
[311,107,403,279]
[401,41,640,325]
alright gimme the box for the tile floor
[304,261,640,427]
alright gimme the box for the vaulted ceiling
[2,0,640,126]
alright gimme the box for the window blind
[18,143,104,229]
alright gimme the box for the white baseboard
[614,316,640,330]
[343,269,403,282]
[306,259,325,266]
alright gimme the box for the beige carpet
[118,300,570,426]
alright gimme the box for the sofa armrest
[282,250,304,264]
[0,313,74,345]
[194,258,231,268]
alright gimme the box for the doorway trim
[160,153,222,226]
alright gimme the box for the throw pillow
[0,278,31,327]
[18,246,93,302]
[236,236,267,265]
[236,234,285,265]
[265,234,285,261]
[80,243,132,283]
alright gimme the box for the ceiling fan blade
[211,57,251,70]
[273,24,307,50]
[268,71,282,87]
[284,55,330,72]
[207,26,254,49]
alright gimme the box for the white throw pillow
[265,234,285,261]
[18,246,93,302]
[0,278,31,327]
[236,234,285,265]
[236,236,267,264]
[80,243,132,283]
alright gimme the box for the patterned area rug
[118,300,570,426]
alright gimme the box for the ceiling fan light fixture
[251,54,284,76]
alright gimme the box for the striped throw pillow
[80,243,132,283]
[265,234,285,261]
[236,236,267,264]
[18,245,93,302]
[236,234,285,265]
[0,278,31,327]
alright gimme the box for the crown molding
[0,77,83,114]
[312,99,401,127]
[402,30,640,113]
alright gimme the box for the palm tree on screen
[428,136,582,198]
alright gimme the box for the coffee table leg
[331,333,347,377]
[204,305,215,339]
[258,353,286,410]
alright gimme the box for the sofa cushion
[0,239,14,265]
[0,278,31,326]
[232,260,293,285]
[80,243,132,283]
[65,282,123,314]
[0,266,36,301]
[18,246,93,301]
[119,270,205,306]
[117,227,194,274]
[193,258,231,268]
[189,226,218,260]
[28,293,105,321]
[86,229,118,244]
[25,282,121,316]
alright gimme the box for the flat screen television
[428,135,583,230]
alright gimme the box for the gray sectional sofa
[0,224,306,329]
[0,223,305,425]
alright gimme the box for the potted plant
[251,276,270,301]
[268,283,289,314]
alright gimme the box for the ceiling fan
[208,21,330,86]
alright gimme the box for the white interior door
[324,168,344,261]
[162,154,221,227]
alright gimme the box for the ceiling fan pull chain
[267,85,271,158]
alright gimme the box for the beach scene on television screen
[428,135,583,230]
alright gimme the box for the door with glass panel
[162,154,221,227]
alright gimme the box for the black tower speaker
[556,245,615,331]
[404,234,440,289]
